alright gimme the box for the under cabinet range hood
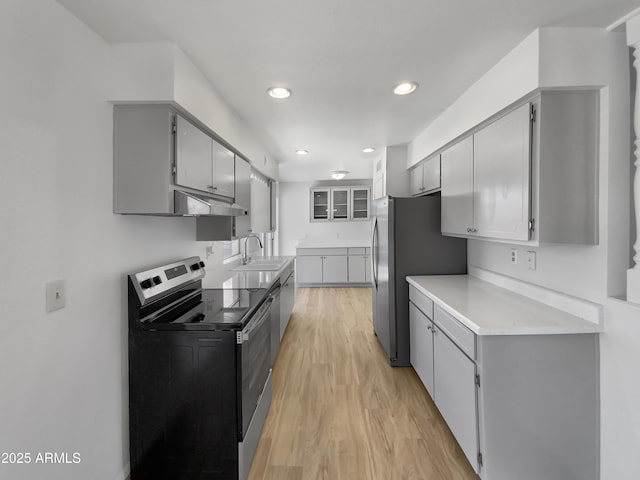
[174,190,247,217]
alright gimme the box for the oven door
[238,295,273,439]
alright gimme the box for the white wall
[278,182,371,255]
[408,30,540,167]
[411,26,640,479]
[110,43,279,179]
[0,2,212,479]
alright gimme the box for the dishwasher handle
[241,296,274,343]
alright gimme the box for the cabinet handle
[472,228,478,233]
[427,325,432,331]
[467,227,471,233]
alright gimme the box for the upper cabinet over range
[114,104,241,216]
[440,90,598,245]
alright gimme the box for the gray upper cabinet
[423,155,441,192]
[440,90,598,245]
[234,157,252,237]
[175,115,235,199]
[410,155,441,196]
[212,141,235,198]
[441,136,474,236]
[331,188,350,221]
[175,115,214,193]
[473,103,531,241]
[433,322,479,474]
[410,165,423,196]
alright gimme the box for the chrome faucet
[242,234,263,265]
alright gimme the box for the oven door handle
[241,296,273,342]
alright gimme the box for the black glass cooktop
[144,287,269,330]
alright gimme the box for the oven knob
[199,261,205,268]
[191,263,200,271]
[140,279,153,289]
[152,276,162,285]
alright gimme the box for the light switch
[46,279,66,313]
[527,251,537,270]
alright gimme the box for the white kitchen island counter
[406,274,602,335]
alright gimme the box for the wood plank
[248,287,478,480]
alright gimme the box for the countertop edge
[406,276,603,336]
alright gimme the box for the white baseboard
[468,266,603,325]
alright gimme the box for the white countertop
[202,256,295,290]
[296,241,370,249]
[406,275,602,336]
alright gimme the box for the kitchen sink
[231,262,283,271]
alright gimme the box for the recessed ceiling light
[362,147,376,153]
[393,82,418,95]
[295,149,309,155]
[267,86,291,99]
[331,170,349,180]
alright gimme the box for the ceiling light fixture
[295,149,309,155]
[362,147,376,153]
[331,170,349,180]
[393,82,418,95]
[267,86,291,99]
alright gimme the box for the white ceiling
[58,0,636,182]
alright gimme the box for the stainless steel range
[127,256,276,480]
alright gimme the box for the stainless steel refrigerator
[371,194,467,366]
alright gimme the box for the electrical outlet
[510,249,518,264]
[527,251,537,270]
[206,245,214,259]
[46,279,66,313]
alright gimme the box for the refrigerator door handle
[371,216,378,289]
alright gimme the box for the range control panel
[130,256,206,305]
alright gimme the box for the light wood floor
[248,287,478,480]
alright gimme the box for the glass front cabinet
[351,188,370,220]
[311,189,330,221]
[310,186,370,222]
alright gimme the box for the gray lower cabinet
[297,248,370,286]
[408,302,434,396]
[347,247,371,283]
[433,323,479,473]
[280,269,295,339]
[320,255,348,283]
[295,256,323,284]
[408,284,599,480]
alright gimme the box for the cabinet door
[280,271,295,339]
[234,158,252,237]
[473,103,531,241]
[295,256,323,284]
[364,255,371,283]
[311,189,330,221]
[250,170,271,233]
[212,141,235,198]
[322,255,348,283]
[331,188,350,221]
[175,115,213,193]
[434,326,479,473]
[410,164,424,196]
[351,188,370,220]
[348,255,366,283]
[422,155,441,192]
[441,136,474,236]
[409,302,435,397]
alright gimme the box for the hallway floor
[248,287,478,480]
